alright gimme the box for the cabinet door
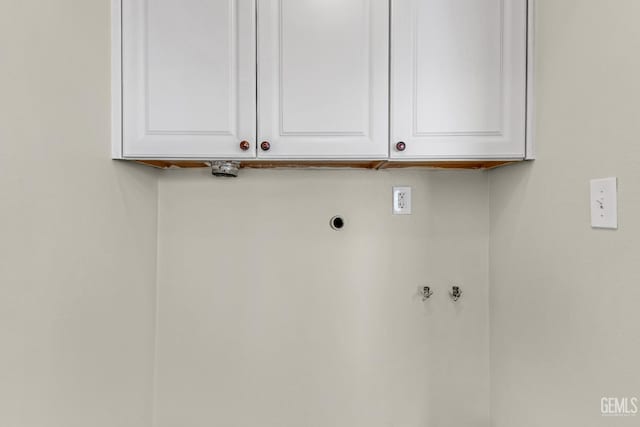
[258,0,389,159]
[122,0,256,159]
[391,0,527,159]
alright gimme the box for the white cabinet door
[258,0,389,159]
[122,0,256,159]
[391,0,527,160]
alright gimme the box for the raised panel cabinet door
[122,0,256,159]
[391,0,527,159]
[258,0,389,159]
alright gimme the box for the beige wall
[0,1,158,426]
[155,169,490,427]
[489,1,640,426]
[7,1,638,426]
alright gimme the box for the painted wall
[489,1,640,426]
[9,1,638,426]
[155,169,490,427]
[0,1,158,426]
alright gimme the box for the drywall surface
[155,169,490,427]
[489,1,640,426]
[0,1,158,426]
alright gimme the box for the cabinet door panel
[391,0,527,159]
[122,0,256,158]
[258,0,389,159]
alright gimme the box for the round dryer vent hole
[330,215,345,231]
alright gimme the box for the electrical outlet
[393,186,412,215]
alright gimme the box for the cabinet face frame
[112,0,257,160]
[112,0,122,159]
[525,0,536,160]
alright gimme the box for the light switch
[590,177,618,229]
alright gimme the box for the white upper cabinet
[390,0,528,160]
[114,0,532,162]
[121,0,256,159]
[257,0,389,159]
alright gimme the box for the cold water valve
[449,286,462,302]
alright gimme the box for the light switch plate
[590,177,618,229]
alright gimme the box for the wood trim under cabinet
[133,159,516,170]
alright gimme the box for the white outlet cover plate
[393,186,412,215]
[590,177,618,229]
